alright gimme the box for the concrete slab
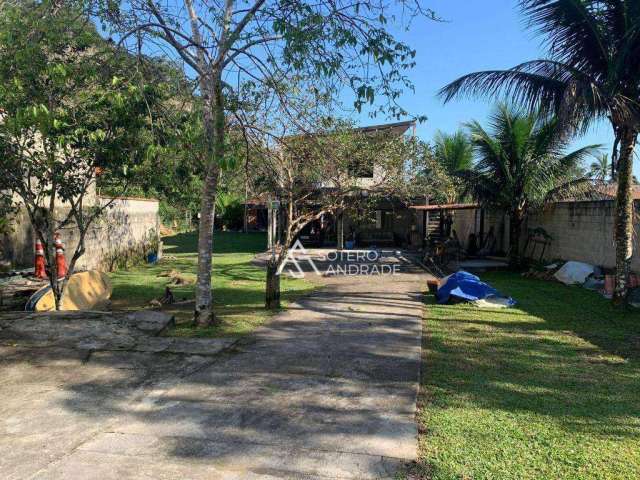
[33,441,403,480]
[134,337,239,355]
[1,260,430,479]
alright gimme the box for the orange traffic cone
[34,238,47,279]
[54,233,67,280]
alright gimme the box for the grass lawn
[108,231,316,337]
[414,272,640,480]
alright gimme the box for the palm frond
[439,69,567,115]
[559,143,603,170]
[433,130,473,173]
[520,0,609,74]
[459,105,601,214]
[544,176,598,203]
[465,119,509,182]
[455,169,505,209]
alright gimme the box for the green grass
[414,272,640,480]
[108,231,316,337]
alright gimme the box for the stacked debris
[0,271,48,311]
[522,262,561,281]
[522,260,634,301]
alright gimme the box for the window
[348,159,374,178]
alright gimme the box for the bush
[159,201,195,232]
[216,193,244,231]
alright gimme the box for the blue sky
[355,0,622,171]
[105,0,628,172]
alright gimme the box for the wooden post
[423,209,428,248]
[266,198,281,309]
[265,261,281,309]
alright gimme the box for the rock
[163,337,238,356]
[124,310,175,335]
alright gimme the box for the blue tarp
[436,270,516,306]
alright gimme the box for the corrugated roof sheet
[410,203,479,211]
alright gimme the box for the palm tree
[460,105,599,267]
[440,0,640,303]
[590,153,611,181]
[433,130,473,174]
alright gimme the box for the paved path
[2,261,428,479]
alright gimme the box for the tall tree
[459,105,599,267]
[248,116,431,308]
[98,0,436,325]
[439,0,640,303]
[433,130,473,175]
[0,1,156,308]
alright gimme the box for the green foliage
[215,192,245,231]
[159,200,193,232]
[459,105,600,214]
[0,0,165,301]
[0,196,15,254]
[0,1,157,203]
[590,153,611,181]
[98,0,435,123]
[433,130,473,174]
[411,141,460,204]
[440,0,640,133]
[458,105,599,265]
[438,1,640,280]
[103,99,250,229]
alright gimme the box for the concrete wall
[1,196,160,271]
[451,209,509,253]
[526,201,620,269]
[451,200,640,270]
[452,209,477,247]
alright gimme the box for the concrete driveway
[1,259,428,479]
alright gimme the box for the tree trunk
[265,259,281,309]
[612,127,638,305]
[336,209,344,250]
[193,76,223,326]
[243,182,249,233]
[508,212,523,269]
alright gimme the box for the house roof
[410,203,479,211]
[594,183,640,200]
[354,120,416,136]
[284,120,416,141]
[245,193,271,206]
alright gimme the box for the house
[246,120,428,249]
